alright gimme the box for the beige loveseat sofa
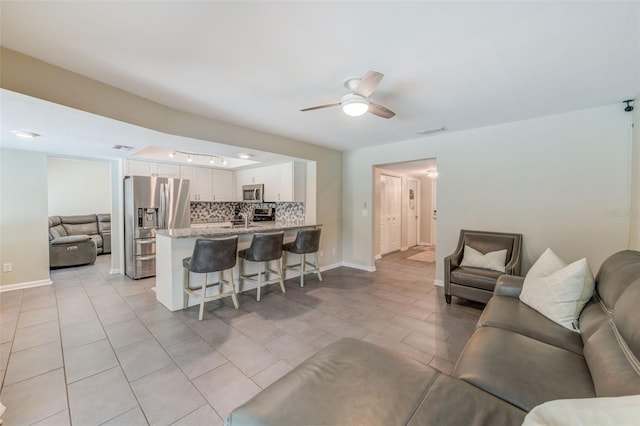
[48,214,111,268]
[227,250,640,425]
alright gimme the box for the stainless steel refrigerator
[124,176,190,279]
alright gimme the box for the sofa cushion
[584,282,640,397]
[48,216,67,239]
[478,296,584,355]
[614,278,640,360]
[88,234,103,249]
[520,249,595,331]
[594,250,640,310]
[453,327,595,411]
[97,213,111,232]
[227,338,440,426]
[407,374,526,426]
[62,221,99,237]
[522,395,640,426]
[450,267,503,291]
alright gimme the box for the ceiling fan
[300,71,396,119]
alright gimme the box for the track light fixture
[168,150,229,165]
[623,99,634,112]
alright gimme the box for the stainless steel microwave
[242,184,264,203]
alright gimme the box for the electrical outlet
[3,263,12,272]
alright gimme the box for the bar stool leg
[199,273,207,321]
[229,268,239,309]
[278,258,286,294]
[299,254,305,288]
[315,252,323,281]
[257,262,263,302]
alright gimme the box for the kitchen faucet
[238,212,249,228]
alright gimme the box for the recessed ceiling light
[417,126,447,135]
[169,151,176,158]
[209,157,215,164]
[12,130,40,139]
[238,153,253,159]
[187,155,192,162]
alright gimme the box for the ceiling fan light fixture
[342,94,370,117]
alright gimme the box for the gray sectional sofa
[48,214,111,268]
[227,250,640,425]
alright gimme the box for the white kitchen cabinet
[126,160,180,178]
[126,160,155,176]
[235,168,264,200]
[212,170,235,201]
[181,166,213,201]
[262,162,306,202]
[155,163,181,178]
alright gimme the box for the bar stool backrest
[245,232,284,262]
[291,229,321,254]
[189,236,239,273]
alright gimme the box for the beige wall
[48,157,111,216]
[419,176,434,245]
[0,47,343,284]
[344,104,632,284]
[0,149,50,287]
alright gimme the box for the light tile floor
[0,247,483,425]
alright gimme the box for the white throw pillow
[522,395,640,426]
[460,245,508,273]
[519,248,595,332]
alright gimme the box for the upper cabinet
[212,170,235,201]
[126,160,180,178]
[181,166,236,202]
[240,162,306,202]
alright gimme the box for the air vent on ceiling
[417,126,447,135]
[113,144,135,151]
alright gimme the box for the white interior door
[380,174,402,254]
[408,179,418,247]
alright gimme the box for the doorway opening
[373,158,438,261]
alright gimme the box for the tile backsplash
[191,202,305,223]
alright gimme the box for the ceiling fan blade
[369,102,396,119]
[353,71,384,97]
[300,102,341,112]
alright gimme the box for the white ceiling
[1,1,639,154]
[0,90,294,168]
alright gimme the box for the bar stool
[183,236,239,321]
[238,231,285,302]
[282,228,322,288]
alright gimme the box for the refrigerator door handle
[159,183,167,229]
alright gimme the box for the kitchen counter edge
[156,223,321,239]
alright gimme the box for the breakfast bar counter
[155,222,320,311]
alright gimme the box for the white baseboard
[400,246,409,251]
[374,254,382,260]
[0,278,53,293]
[433,279,444,287]
[419,242,434,246]
[109,268,120,275]
[341,262,376,272]
[319,262,342,272]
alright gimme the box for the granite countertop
[156,222,321,239]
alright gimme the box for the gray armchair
[444,229,523,304]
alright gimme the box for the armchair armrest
[493,275,525,298]
[50,235,91,245]
[505,249,522,276]
[101,231,111,254]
